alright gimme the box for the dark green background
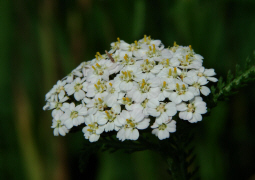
[1,0,255,179]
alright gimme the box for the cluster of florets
[43,35,218,142]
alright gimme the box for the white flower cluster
[43,35,218,142]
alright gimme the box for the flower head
[43,35,217,142]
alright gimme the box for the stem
[213,65,255,102]
[158,124,196,180]
[167,153,187,180]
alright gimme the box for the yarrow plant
[43,35,255,179]
[43,35,217,141]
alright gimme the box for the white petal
[58,90,65,100]
[183,77,194,85]
[195,106,207,114]
[65,120,73,129]
[189,87,200,96]
[147,108,161,117]
[179,112,192,120]
[116,128,126,140]
[176,103,187,111]
[112,103,121,114]
[79,107,88,116]
[182,92,194,101]
[72,118,80,126]
[89,134,100,142]
[151,65,163,73]
[129,129,139,140]
[158,93,166,101]
[166,121,176,132]
[165,102,177,116]
[74,90,86,101]
[131,109,144,122]
[151,122,159,129]
[147,88,160,99]
[120,81,133,91]
[156,113,168,124]
[96,126,105,134]
[198,77,208,85]
[192,113,202,122]
[147,98,159,108]
[132,91,142,103]
[105,122,115,132]
[169,93,182,104]
[152,129,159,136]
[116,116,126,126]
[77,116,85,124]
[136,118,150,129]
[58,128,66,136]
[200,86,211,96]
[158,130,169,140]
[120,110,130,120]
[162,90,171,98]
[207,77,218,82]
[204,69,216,76]
[53,128,59,136]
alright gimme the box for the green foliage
[211,53,255,106]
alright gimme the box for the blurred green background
[1,0,255,179]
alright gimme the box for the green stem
[158,126,196,180]
[167,153,187,180]
[213,65,255,102]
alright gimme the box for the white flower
[86,80,107,98]
[75,61,92,71]
[115,65,144,91]
[184,76,211,96]
[120,53,136,66]
[63,103,88,129]
[187,67,218,82]
[64,69,83,83]
[138,35,162,47]
[143,44,172,61]
[64,77,86,101]
[104,80,124,107]
[174,46,203,69]
[139,59,157,78]
[45,80,67,101]
[157,67,182,80]
[118,96,134,111]
[176,97,207,123]
[157,78,176,101]
[82,113,106,142]
[86,92,108,114]
[133,99,150,116]
[158,58,180,69]
[178,54,202,69]
[116,109,150,141]
[48,95,69,111]
[119,40,145,58]
[147,98,177,124]
[87,59,114,83]
[129,78,161,103]
[98,103,121,132]
[169,83,194,104]
[151,118,176,140]
[109,37,123,52]
[51,111,69,136]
